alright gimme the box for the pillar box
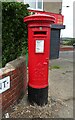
[24,14,55,106]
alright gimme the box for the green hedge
[2,2,29,67]
[62,38,75,46]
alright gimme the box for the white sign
[36,40,44,53]
[0,76,10,94]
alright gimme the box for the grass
[50,65,60,70]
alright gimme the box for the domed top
[24,13,55,23]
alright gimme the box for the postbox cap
[24,13,55,23]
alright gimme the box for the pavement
[50,51,73,118]
[2,51,74,118]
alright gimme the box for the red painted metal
[24,14,55,89]
[29,9,64,25]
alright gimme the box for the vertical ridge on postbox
[24,14,55,106]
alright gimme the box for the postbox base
[28,85,48,106]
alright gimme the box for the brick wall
[0,56,27,113]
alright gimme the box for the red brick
[2,100,12,111]
[11,89,17,96]
[12,95,17,103]
[2,88,11,97]
[4,92,11,98]
[2,95,13,107]
[10,73,18,80]
[12,69,17,74]
[1,57,27,112]
[0,98,2,103]
[10,88,16,94]
[0,94,2,98]
[11,78,18,87]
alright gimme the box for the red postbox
[24,14,55,106]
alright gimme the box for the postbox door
[28,27,50,88]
